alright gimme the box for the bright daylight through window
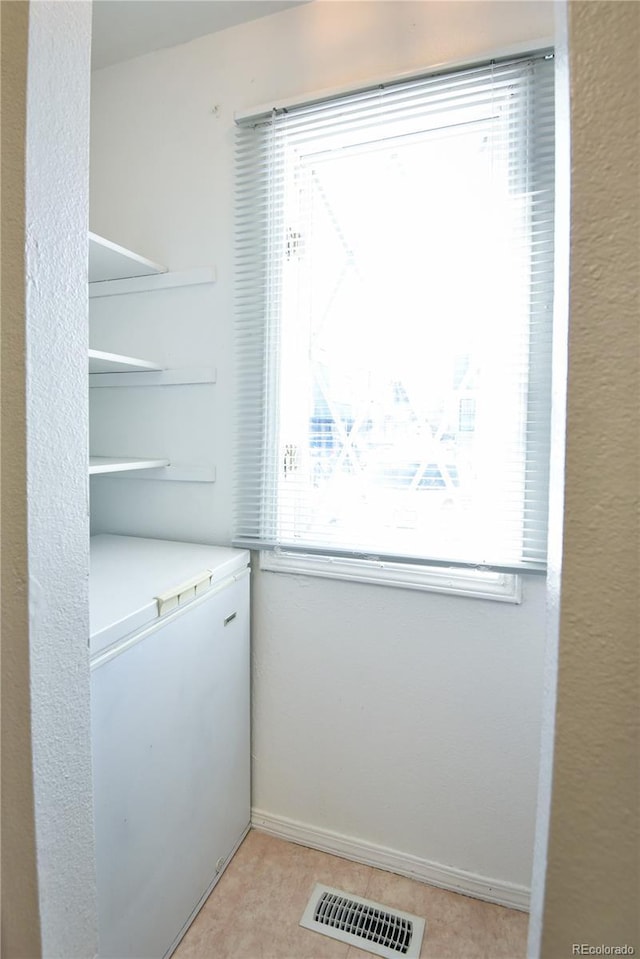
[234,53,555,592]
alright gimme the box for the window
[234,52,555,592]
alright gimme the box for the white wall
[89,283,221,542]
[90,0,554,894]
[528,0,571,949]
[2,2,98,956]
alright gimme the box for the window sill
[260,550,522,603]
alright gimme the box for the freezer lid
[90,534,249,658]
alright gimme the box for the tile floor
[173,830,528,959]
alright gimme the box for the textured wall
[90,0,554,892]
[2,2,98,956]
[539,1,639,953]
[1,3,42,955]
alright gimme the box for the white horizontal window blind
[234,52,555,574]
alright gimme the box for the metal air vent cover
[300,883,425,959]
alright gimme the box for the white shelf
[87,235,215,490]
[89,456,170,476]
[89,232,166,283]
[88,265,216,298]
[89,366,216,388]
[89,349,162,374]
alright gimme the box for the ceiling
[91,0,309,71]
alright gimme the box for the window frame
[234,49,555,597]
[261,549,522,602]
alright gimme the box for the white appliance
[90,534,250,959]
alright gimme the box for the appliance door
[91,570,250,959]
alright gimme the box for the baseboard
[251,809,530,913]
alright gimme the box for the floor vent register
[300,883,426,959]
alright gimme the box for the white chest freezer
[90,534,250,959]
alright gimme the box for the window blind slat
[234,51,554,574]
